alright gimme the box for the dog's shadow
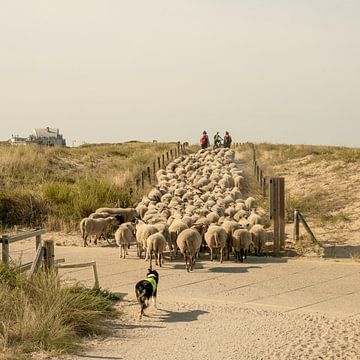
[154,308,209,323]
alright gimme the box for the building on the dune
[9,127,67,147]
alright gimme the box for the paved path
[53,245,360,318]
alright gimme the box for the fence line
[1,228,45,265]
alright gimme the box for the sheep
[176,228,202,272]
[204,225,227,263]
[168,220,189,259]
[136,204,148,219]
[135,221,158,258]
[247,209,264,227]
[115,223,136,258]
[221,220,242,259]
[80,216,118,247]
[146,232,167,268]
[88,212,111,219]
[250,224,267,255]
[244,197,257,211]
[232,229,253,263]
[95,207,137,223]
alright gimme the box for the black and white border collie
[135,269,159,319]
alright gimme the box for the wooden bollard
[157,157,161,169]
[162,154,165,168]
[166,152,169,161]
[43,240,55,270]
[153,161,156,179]
[1,235,9,265]
[170,149,173,159]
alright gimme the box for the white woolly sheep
[232,228,253,262]
[146,232,167,268]
[204,225,228,263]
[176,228,202,272]
[115,223,136,258]
[80,216,118,247]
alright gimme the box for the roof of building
[32,127,60,138]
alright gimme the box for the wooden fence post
[269,177,285,253]
[254,160,257,176]
[35,228,42,250]
[92,262,100,289]
[166,152,169,161]
[157,157,161,169]
[162,154,165,168]
[141,171,145,189]
[147,166,151,184]
[43,240,55,270]
[170,149,173,159]
[294,209,300,242]
[27,245,44,279]
[298,212,318,244]
[153,161,156,180]
[262,177,267,197]
[1,235,9,265]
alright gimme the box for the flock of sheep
[80,147,270,271]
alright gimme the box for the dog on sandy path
[135,269,159,319]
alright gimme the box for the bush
[0,264,119,358]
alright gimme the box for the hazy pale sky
[1,1,360,147]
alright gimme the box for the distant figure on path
[213,132,223,148]
[223,131,232,148]
[200,131,210,149]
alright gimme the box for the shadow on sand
[154,308,209,323]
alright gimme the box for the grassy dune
[0,142,184,232]
[0,264,120,359]
[238,142,360,246]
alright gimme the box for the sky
[1,0,360,147]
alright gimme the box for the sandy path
[25,244,358,360]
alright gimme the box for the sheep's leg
[119,245,122,258]
[210,248,213,261]
[244,249,248,259]
[149,252,153,269]
[84,235,88,247]
[155,251,159,266]
[220,247,223,263]
[123,244,126,259]
[240,249,244,263]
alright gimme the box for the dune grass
[237,142,359,225]
[0,142,183,231]
[0,263,119,359]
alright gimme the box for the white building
[29,127,66,147]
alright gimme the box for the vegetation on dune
[0,142,184,231]
[0,263,119,359]
[238,142,358,227]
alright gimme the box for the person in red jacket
[223,131,232,148]
[199,131,210,149]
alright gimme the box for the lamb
[250,224,267,255]
[232,228,253,263]
[115,223,136,258]
[204,225,228,263]
[146,232,167,268]
[80,216,119,247]
[176,228,202,272]
[95,207,137,222]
